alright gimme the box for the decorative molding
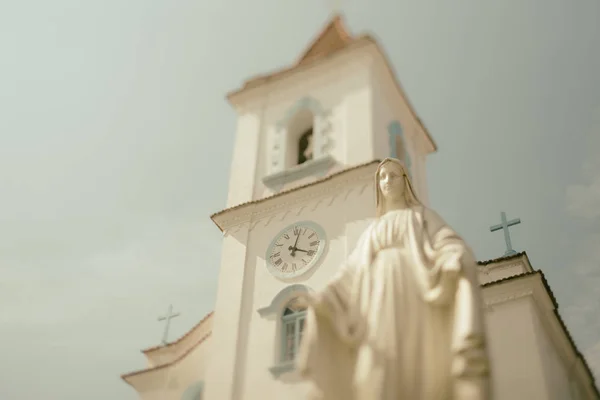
[249,220,260,231]
[294,205,306,216]
[309,198,325,212]
[262,154,336,191]
[358,181,371,196]
[343,186,355,201]
[257,284,313,318]
[276,97,325,130]
[246,181,367,231]
[278,210,291,222]
[263,215,275,227]
[270,96,330,177]
[216,164,376,231]
[227,223,246,236]
[317,109,334,156]
[478,262,523,276]
[485,289,534,307]
[264,182,362,228]
[326,192,340,207]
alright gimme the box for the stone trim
[214,161,377,232]
[262,155,335,192]
[257,284,312,318]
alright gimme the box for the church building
[121,15,599,400]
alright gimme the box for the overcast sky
[1,1,599,399]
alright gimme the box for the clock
[266,221,327,279]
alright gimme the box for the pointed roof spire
[297,14,353,65]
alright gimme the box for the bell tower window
[285,108,314,169]
[263,96,335,191]
[297,127,314,165]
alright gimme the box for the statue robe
[296,206,490,400]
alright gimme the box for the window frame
[258,284,313,378]
[280,306,307,363]
[263,97,334,192]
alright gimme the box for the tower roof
[228,15,358,96]
[297,14,352,65]
[226,15,437,152]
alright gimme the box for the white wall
[226,112,262,208]
[370,49,429,205]
[234,179,375,400]
[203,228,251,400]
[532,303,574,400]
[484,295,549,399]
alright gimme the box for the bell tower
[204,15,438,400]
[223,15,436,209]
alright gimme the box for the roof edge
[477,251,528,266]
[225,35,373,106]
[297,14,352,64]
[210,160,381,232]
[122,332,212,382]
[367,34,437,153]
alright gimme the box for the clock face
[266,221,327,279]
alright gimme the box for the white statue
[296,158,490,400]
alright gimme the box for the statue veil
[375,158,422,217]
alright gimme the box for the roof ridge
[297,14,352,64]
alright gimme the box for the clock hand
[290,231,301,256]
[294,248,309,253]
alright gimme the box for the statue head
[375,158,421,217]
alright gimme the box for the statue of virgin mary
[296,158,490,400]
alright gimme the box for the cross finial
[489,211,522,256]
[157,304,180,346]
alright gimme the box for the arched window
[297,127,314,165]
[286,109,314,169]
[280,298,307,363]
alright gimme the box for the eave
[210,160,380,232]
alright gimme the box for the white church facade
[121,16,599,400]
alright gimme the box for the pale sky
[1,1,599,399]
